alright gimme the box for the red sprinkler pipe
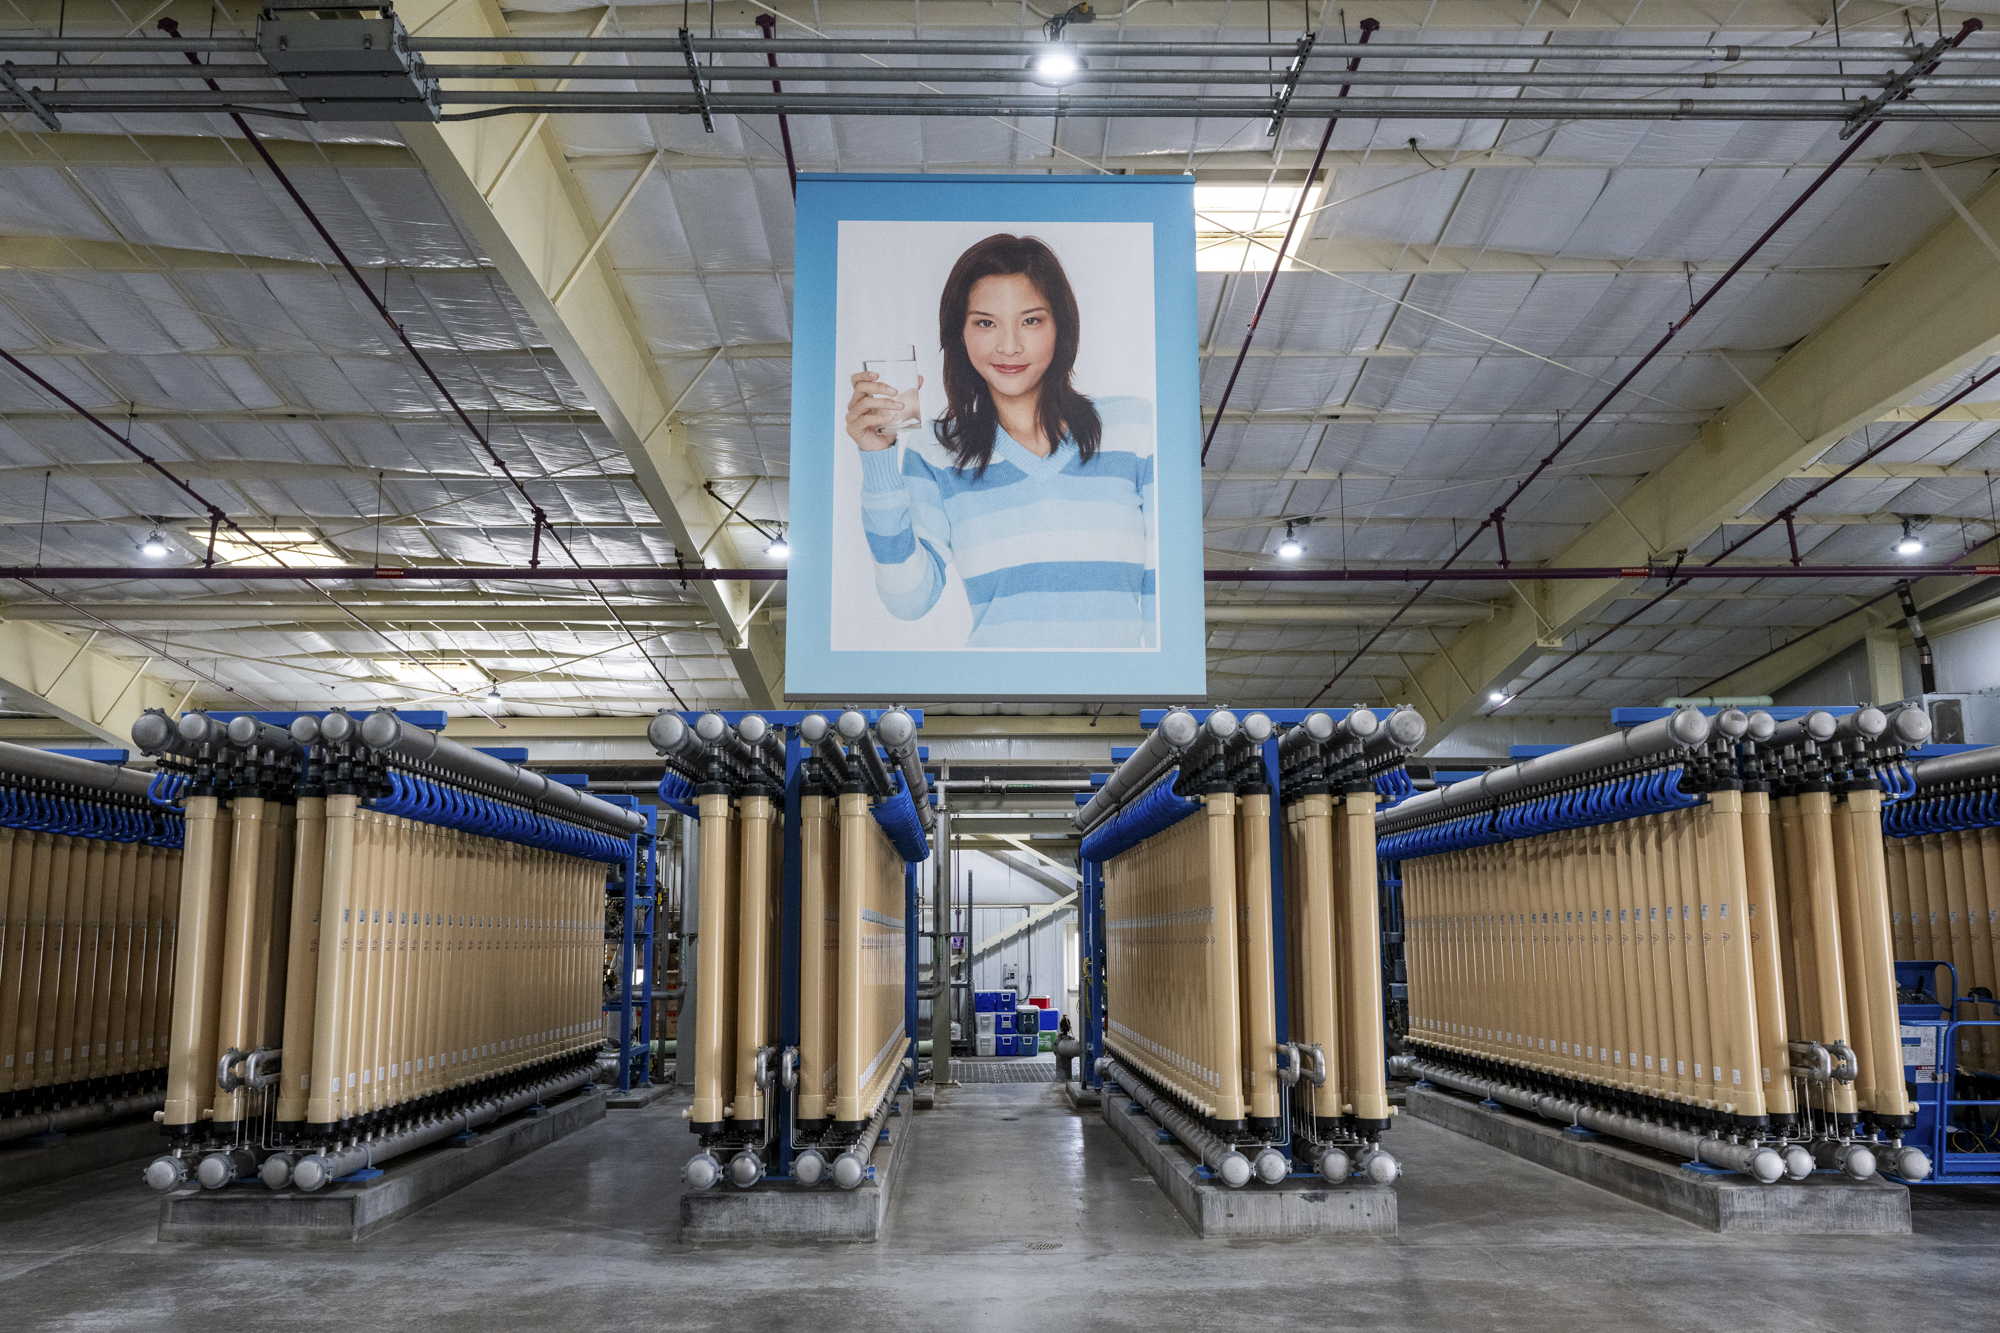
[4,561,1993,584]
[756,13,799,197]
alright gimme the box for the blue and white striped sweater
[858,395,1156,649]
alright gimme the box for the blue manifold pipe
[655,770,700,820]
[1378,766,1703,863]
[371,769,632,863]
[872,772,930,864]
[1078,767,1203,865]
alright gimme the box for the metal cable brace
[1841,29,1960,138]
[0,61,60,130]
[679,27,714,132]
[1265,32,1315,138]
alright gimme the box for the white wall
[955,849,1079,1023]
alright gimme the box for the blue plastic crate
[998,1033,1018,1056]
[975,991,995,1012]
[996,1012,1013,1034]
[1039,1008,1060,1032]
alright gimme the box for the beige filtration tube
[1738,790,1795,1116]
[210,796,269,1125]
[67,840,107,1086]
[1288,795,1345,1121]
[834,792,908,1126]
[797,793,836,1122]
[11,834,56,1091]
[1831,790,1912,1121]
[1698,792,1766,1119]
[164,797,231,1130]
[35,834,79,1089]
[95,842,136,1079]
[1234,793,1280,1124]
[732,794,776,1124]
[1102,794,1245,1122]
[691,792,736,1126]
[306,794,358,1128]
[0,831,24,1095]
[1338,792,1389,1123]
[277,796,327,1125]
[1786,792,1858,1117]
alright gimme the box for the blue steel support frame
[1081,859,1105,1086]
[599,799,657,1093]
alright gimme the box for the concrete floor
[6,1083,2000,1332]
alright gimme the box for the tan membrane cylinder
[691,792,736,1125]
[1284,795,1344,1117]
[1738,790,1795,1115]
[164,796,230,1129]
[731,794,776,1123]
[1234,794,1279,1122]
[835,791,908,1125]
[797,794,836,1121]
[1832,789,1912,1119]
[1338,791,1389,1121]
[1103,793,1245,1122]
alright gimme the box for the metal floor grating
[952,1059,1061,1084]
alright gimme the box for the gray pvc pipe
[833,1058,914,1189]
[1394,1056,1783,1182]
[0,738,153,799]
[1074,708,1214,834]
[835,711,897,799]
[1100,1057,1253,1188]
[226,715,300,754]
[1912,741,2000,787]
[1763,709,1838,749]
[0,1088,163,1142]
[1365,706,1425,756]
[876,709,935,832]
[288,1063,599,1191]
[359,711,643,834]
[1379,708,1708,832]
[1882,704,1933,748]
[1380,712,1672,828]
[132,709,201,759]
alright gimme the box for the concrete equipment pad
[603,1080,674,1110]
[1102,1089,1397,1237]
[1406,1084,1911,1234]
[679,1095,915,1243]
[0,1118,161,1195]
[1062,1081,1101,1112]
[155,1085,607,1243]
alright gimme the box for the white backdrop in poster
[829,218,1156,653]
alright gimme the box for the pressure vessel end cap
[1852,706,1889,741]
[1804,709,1838,742]
[195,1154,234,1190]
[289,716,320,745]
[1714,708,1750,741]
[1894,1146,1932,1182]
[1667,707,1713,747]
[877,709,916,746]
[1205,710,1239,740]
[832,1152,866,1190]
[320,711,357,745]
[1841,1145,1878,1181]
[694,712,731,744]
[291,1156,330,1192]
[1360,1149,1401,1184]
[1157,710,1199,748]
[645,711,687,754]
[1889,706,1933,746]
[260,1155,294,1190]
[1746,1147,1785,1185]
[1384,708,1427,748]
[794,1149,827,1186]
[1345,707,1382,740]
[736,714,769,744]
[1216,1151,1253,1189]
[175,712,212,743]
[1302,711,1335,742]
[1746,711,1777,743]
[1782,1145,1814,1181]
[1253,1147,1288,1185]
[835,710,871,742]
[682,1152,720,1191]
[142,1156,184,1192]
[358,709,403,749]
[1318,1147,1352,1183]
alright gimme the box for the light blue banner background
[785,174,1205,702]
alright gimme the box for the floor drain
[1028,1242,1062,1251]
[1000,1116,1020,1121]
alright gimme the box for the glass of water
[861,344,922,435]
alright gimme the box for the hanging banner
[785,173,1204,701]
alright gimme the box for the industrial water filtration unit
[653,709,929,1194]
[132,707,644,1192]
[1878,739,2000,1181]
[1075,706,1426,1188]
[1381,703,1934,1184]
[0,742,183,1143]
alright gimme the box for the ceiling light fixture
[1488,691,1506,703]
[1277,519,1305,560]
[139,529,171,560]
[765,530,790,560]
[1894,516,1927,556]
[1027,45,1086,85]
[1028,2,1094,86]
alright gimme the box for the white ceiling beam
[1384,170,2000,737]
[392,0,781,705]
[0,621,187,745]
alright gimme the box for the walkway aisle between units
[1,1081,1998,1331]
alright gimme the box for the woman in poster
[844,233,1156,650]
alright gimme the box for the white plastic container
[975,1012,996,1035]
[976,1034,996,1057]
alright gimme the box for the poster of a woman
[845,232,1156,651]
[786,174,1201,702]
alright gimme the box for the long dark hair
[933,234,1101,478]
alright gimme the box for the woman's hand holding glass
[846,370,923,452]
